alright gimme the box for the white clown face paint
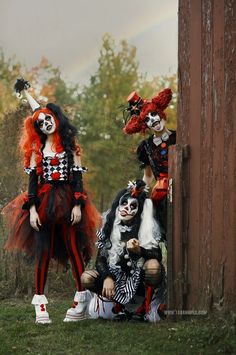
[37,112,56,135]
[145,112,165,132]
[118,197,139,222]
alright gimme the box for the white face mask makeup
[37,112,56,135]
[145,112,165,132]
[118,197,139,222]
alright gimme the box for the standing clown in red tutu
[2,79,100,324]
[123,88,176,239]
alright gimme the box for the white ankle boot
[32,294,52,324]
[64,290,92,322]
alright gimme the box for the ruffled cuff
[71,165,88,173]
[73,192,87,207]
[22,195,40,210]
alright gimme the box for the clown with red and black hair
[123,88,176,239]
[3,79,101,324]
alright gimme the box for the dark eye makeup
[151,112,158,117]
[121,200,128,206]
[38,120,44,127]
[130,203,138,210]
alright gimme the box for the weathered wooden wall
[168,0,236,312]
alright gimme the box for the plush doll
[2,79,101,324]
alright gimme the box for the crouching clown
[2,79,101,324]
[74,180,166,322]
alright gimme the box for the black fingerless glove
[140,246,162,262]
[22,170,40,210]
[96,250,113,282]
[71,170,87,207]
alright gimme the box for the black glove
[22,170,40,210]
[71,170,86,207]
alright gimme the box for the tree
[76,35,177,210]
[0,51,23,115]
[77,34,143,211]
[18,57,81,122]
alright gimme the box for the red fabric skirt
[2,183,101,264]
[151,173,168,203]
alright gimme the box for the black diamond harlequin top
[24,151,87,182]
[23,151,87,208]
[42,151,69,181]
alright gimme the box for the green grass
[0,299,236,355]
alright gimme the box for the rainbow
[63,2,177,85]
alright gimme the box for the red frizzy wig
[123,88,172,135]
[19,103,80,175]
[20,108,63,175]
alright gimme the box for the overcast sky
[0,0,178,86]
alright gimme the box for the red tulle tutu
[2,183,101,264]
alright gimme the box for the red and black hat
[123,88,172,134]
